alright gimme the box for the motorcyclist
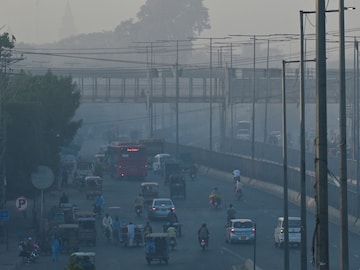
[189,164,197,179]
[209,187,222,205]
[167,225,177,246]
[198,223,210,246]
[134,193,144,214]
[233,169,241,183]
[227,204,236,224]
[234,179,243,197]
[102,213,113,239]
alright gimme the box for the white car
[225,218,256,244]
[148,198,175,220]
[274,216,301,248]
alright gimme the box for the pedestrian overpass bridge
[22,66,353,105]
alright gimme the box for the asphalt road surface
[21,139,360,270]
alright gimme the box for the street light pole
[251,36,256,180]
[282,60,290,270]
[299,10,308,270]
[175,40,179,159]
[210,37,213,151]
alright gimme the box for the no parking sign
[16,196,28,211]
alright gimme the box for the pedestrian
[59,192,69,206]
[127,222,135,247]
[143,221,153,237]
[112,216,122,244]
[51,234,61,262]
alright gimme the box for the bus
[236,121,251,140]
[107,142,148,180]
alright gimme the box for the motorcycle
[209,194,221,208]
[134,205,143,217]
[103,226,111,242]
[199,238,207,251]
[19,242,40,264]
[234,189,242,200]
[169,237,177,251]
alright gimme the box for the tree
[4,71,82,199]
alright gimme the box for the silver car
[148,198,175,220]
[225,218,256,244]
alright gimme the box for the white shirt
[102,216,113,228]
[127,223,136,235]
[233,169,241,178]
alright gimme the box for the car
[274,216,301,248]
[147,198,175,220]
[225,218,256,244]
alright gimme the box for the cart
[84,176,103,200]
[58,223,79,253]
[169,174,186,199]
[121,224,144,247]
[66,252,96,270]
[77,217,97,246]
[145,233,169,265]
[141,182,159,206]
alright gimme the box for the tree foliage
[5,71,82,199]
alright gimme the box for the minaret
[59,0,77,40]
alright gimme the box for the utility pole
[338,1,349,269]
[315,1,329,269]
[175,40,179,159]
[251,36,256,179]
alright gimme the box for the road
[22,139,360,270]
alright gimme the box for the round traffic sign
[16,196,28,211]
[31,165,54,190]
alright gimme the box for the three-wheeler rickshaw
[145,233,169,265]
[76,212,97,246]
[66,252,96,270]
[169,174,186,199]
[58,223,79,253]
[141,182,159,206]
[84,176,103,200]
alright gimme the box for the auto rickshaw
[66,252,96,270]
[84,176,103,200]
[169,174,186,199]
[145,233,169,265]
[141,182,159,206]
[58,223,79,253]
[77,216,97,246]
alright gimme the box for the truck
[138,138,165,166]
[236,121,251,140]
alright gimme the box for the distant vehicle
[107,142,148,180]
[148,198,175,220]
[152,153,172,175]
[75,161,94,183]
[236,121,251,140]
[268,131,281,145]
[225,218,256,244]
[138,138,165,167]
[274,216,301,248]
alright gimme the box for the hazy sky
[1,0,359,44]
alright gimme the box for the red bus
[107,142,148,180]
